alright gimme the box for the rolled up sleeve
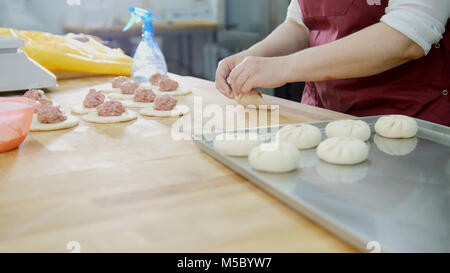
[380,0,450,55]
[286,0,309,30]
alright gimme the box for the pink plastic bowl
[0,97,37,153]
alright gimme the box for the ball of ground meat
[24,89,47,101]
[149,72,165,85]
[120,81,140,94]
[154,95,177,111]
[96,101,126,117]
[158,78,179,92]
[34,98,53,113]
[133,87,156,103]
[37,105,67,124]
[83,89,105,108]
[111,76,130,88]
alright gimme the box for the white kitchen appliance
[0,36,57,92]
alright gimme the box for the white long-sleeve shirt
[286,0,450,54]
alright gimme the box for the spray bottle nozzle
[123,6,159,34]
[124,5,168,79]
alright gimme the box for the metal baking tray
[193,116,450,253]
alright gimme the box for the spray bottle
[123,6,168,82]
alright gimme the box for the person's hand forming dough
[227,56,289,97]
[215,52,248,99]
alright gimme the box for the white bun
[325,119,371,141]
[249,142,300,173]
[278,124,322,149]
[374,115,418,138]
[317,137,369,165]
[213,132,261,157]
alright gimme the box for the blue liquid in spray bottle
[123,6,168,82]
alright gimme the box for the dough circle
[235,94,268,109]
[374,115,418,138]
[278,124,322,149]
[82,110,137,124]
[249,142,301,173]
[140,105,190,117]
[325,119,371,141]
[213,132,261,157]
[155,87,192,97]
[122,101,154,109]
[317,137,369,165]
[140,83,154,88]
[98,85,121,94]
[107,93,134,100]
[71,105,97,115]
[30,114,79,132]
[373,134,418,156]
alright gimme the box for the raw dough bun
[278,124,322,149]
[82,110,137,124]
[155,87,192,97]
[71,105,97,115]
[107,93,134,100]
[235,94,268,109]
[30,114,79,132]
[325,119,371,141]
[213,132,261,157]
[316,161,369,184]
[317,137,369,165]
[374,115,418,138]
[140,105,190,117]
[122,101,154,108]
[249,142,301,173]
[374,134,418,156]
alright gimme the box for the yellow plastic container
[0,28,132,78]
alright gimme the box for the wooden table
[0,75,356,252]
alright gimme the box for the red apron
[298,0,450,126]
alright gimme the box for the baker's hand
[227,56,289,97]
[215,53,247,99]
